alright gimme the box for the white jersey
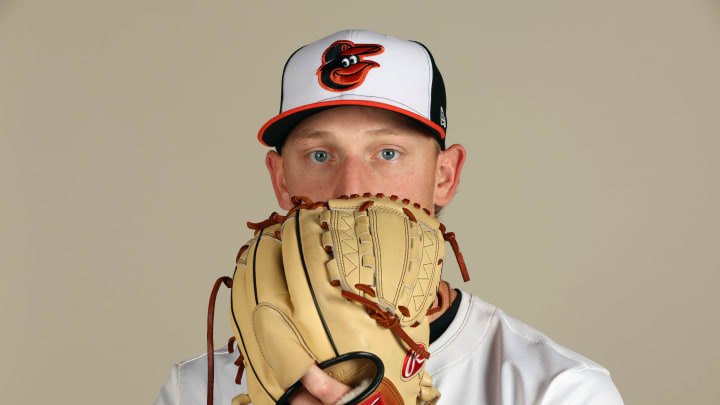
[154,290,623,404]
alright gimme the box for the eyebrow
[290,127,409,143]
[364,128,408,137]
[289,130,334,143]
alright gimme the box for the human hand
[289,364,352,405]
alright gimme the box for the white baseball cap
[258,30,448,150]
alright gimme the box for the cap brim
[258,100,446,149]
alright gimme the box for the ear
[266,150,293,210]
[433,144,466,207]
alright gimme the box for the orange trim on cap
[257,100,446,147]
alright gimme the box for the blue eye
[379,149,398,161]
[310,151,329,163]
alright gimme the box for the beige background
[2,0,719,403]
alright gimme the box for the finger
[289,387,323,405]
[300,364,352,404]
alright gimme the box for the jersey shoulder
[491,299,624,404]
[427,290,623,404]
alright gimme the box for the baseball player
[155,30,623,405]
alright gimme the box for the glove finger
[230,394,252,405]
[233,227,312,401]
[418,372,441,404]
[253,303,316,389]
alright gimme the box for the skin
[265,106,466,405]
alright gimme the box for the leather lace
[439,223,470,282]
[341,288,431,359]
[206,276,236,405]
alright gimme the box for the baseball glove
[225,193,469,405]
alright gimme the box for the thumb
[299,364,352,405]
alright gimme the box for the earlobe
[433,144,466,207]
[266,151,292,210]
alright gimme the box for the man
[155,30,623,405]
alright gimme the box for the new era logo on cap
[258,30,448,150]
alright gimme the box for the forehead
[284,106,436,148]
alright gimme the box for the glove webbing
[247,194,470,284]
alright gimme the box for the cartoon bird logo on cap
[317,40,384,92]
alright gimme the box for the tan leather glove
[230,194,466,405]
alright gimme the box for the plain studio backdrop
[1,1,718,404]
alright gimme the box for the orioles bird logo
[317,40,384,92]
